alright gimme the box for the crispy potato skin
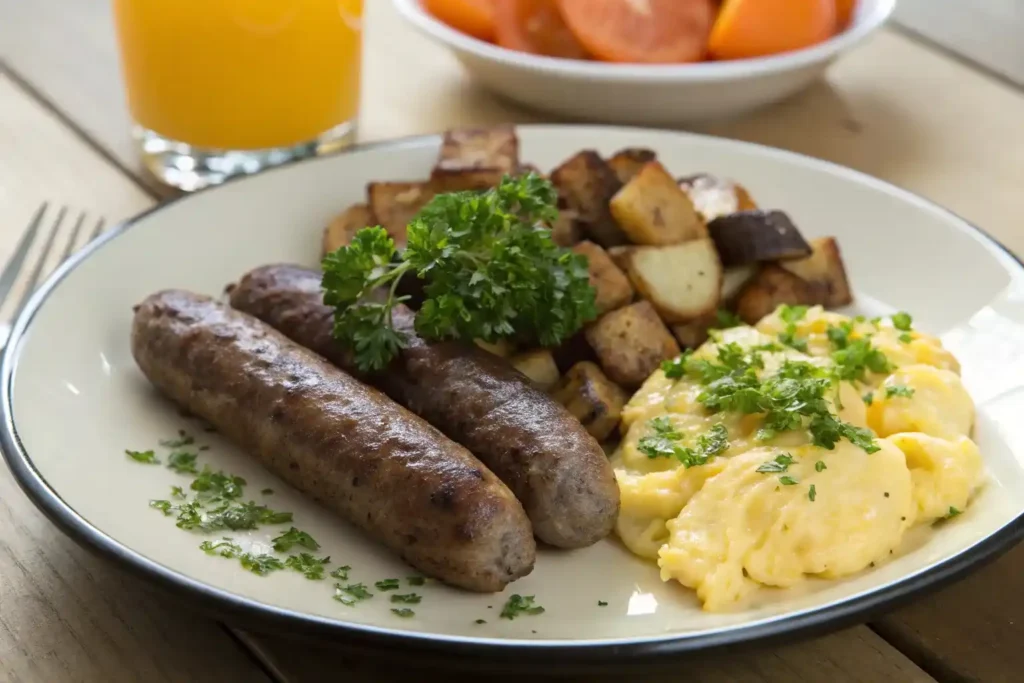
[550,151,628,248]
[585,301,680,388]
[611,161,708,246]
[551,361,628,441]
[778,237,853,307]
[572,240,635,314]
[618,239,723,323]
[607,148,657,184]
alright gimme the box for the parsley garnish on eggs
[321,174,597,372]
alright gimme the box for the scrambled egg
[613,305,984,611]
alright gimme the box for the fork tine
[90,217,106,242]
[0,203,48,309]
[58,211,87,265]
[9,206,66,321]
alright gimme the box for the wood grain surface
[1,1,1023,681]
[894,0,1024,89]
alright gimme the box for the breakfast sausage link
[228,265,621,549]
[131,290,535,592]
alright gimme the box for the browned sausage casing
[131,290,535,592]
[228,265,620,549]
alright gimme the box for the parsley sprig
[321,174,597,371]
[637,420,730,468]
[659,345,880,453]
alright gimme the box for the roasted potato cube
[618,239,722,323]
[679,174,758,221]
[551,361,628,441]
[435,125,519,173]
[322,203,374,257]
[550,151,628,248]
[367,181,436,245]
[572,240,634,314]
[510,349,561,391]
[721,265,758,304]
[734,264,824,324]
[777,237,854,308]
[707,210,812,267]
[585,301,680,388]
[474,338,516,357]
[430,168,506,193]
[610,161,708,246]
[607,148,657,184]
[549,209,584,247]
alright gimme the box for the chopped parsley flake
[391,608,415,618]
[261,488,274,495]
[899,332,913,344]
[597,600,608,607]
[127,449,159,464]
[166,450,199,474]
[271,527,320,552]
[199,539,242,558]
[660,351,693,379]
[329,566,352,581]
[407,575,426,586]
[885,385,915,399]
[947,506,962,518]
[160,431,195,448]
[149,499,173,516]
[815,460,827,472]
[475,619,487,625]
[500,594,545,620]
[284,553,330,580]
[239,553,285,576]
[891,312,913,331]
[334,583,372,605]
[777,305,810,352]
[390,593,422,604]
[756,453,795,474]
[831,338,891,382]
[170,485,187,500]
[375,578,401,591]
[637,421,729,468]
[808,484,817,502]
[779,476,799,486]
[863,392,874,406]
[190,467,246,502]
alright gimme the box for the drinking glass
[112,0,364,191]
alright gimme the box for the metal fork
[0,204,106,349]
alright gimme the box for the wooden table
[1,2,1023,681]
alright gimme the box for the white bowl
[393,0,896,125]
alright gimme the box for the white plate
[393,0,895,125]
[3,125,1024,671]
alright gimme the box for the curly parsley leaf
[390,593,422,604]
[375,578,401,591]
[712,308,744,330]
[322,174,596,372]
[391,608,415,618]
[329,566,352,581]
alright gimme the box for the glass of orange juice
[111,0,363,191]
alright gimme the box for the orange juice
[112,0,363,151]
